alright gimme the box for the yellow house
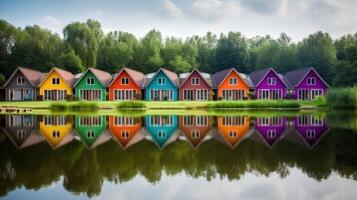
[38,67,74,100]
[39,115,74,149]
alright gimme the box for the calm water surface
[0,111,356,200]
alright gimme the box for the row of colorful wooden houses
[2,66,329,101]
[3,115,329,149]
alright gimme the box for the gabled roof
[3,67,44,88]
[108,67,145,88]
[212,67,253,88]
[143,68,179,88]
[38,67,75,87]
[179,69,213,88]
[249,68,289,87]
[74,67,112,87]
[284,67,329,87]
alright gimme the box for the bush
[206,100,300,109]
[117,101,146,110]
[49,102,68,111]
[69,101,99,112]
[326,87,357,109]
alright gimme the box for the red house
[108,67,145,100]
[179,69,213,101]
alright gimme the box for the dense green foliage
[117,101,147,110]
[50,101,99,112]
[206,100,300,109]
[0,19,356,86]
[326,87,357,109]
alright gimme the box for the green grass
[326,87,357,109]
[117,101,147,110]
[206,100,300,109]
[49,101,99,112]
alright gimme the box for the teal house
[145,115,179,148]
[74,68,112,101]
[74,116,110,148]
[144,68,179,101]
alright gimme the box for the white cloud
[95,9,104,16]
[159,0,183,18]
[39,16,63,33]
[190,0,241,21]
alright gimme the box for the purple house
[249,68,289,99]
[255,116,287,148]
[284,67,329,100]
[293,115,329,148]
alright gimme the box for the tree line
[0,19,356,86]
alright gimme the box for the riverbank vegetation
[0,19,356,88]
[117,101,146,110]
[326,87,357,109]
[206,100,300,109]
[49,101,99,112]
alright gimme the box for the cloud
[95,9,104,16]
[159,0,183,18]
[39,16,63,33]
[239,0,287,15]
[189,0,241,21]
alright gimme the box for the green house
[73,68,112,101]
[74,116,110,148]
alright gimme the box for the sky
[1,0,357,41]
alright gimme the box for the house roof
[284,67,329,87]
[249,68,289,88]
[3,67,44,88]
[74,67,112,87]
[108,67,145,88]
[212,68,253,88]
[143,68,179,88]
[39,67,75,87]
[179,69,214,88]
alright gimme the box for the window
[17,77,25,85]
[86,130,95,139]
[191,78,200,85]
[121,130,129,139]
[196,90,208,100]
[307,77,316,85]
[229,78,237,85]
[311,89,322,99]
[267,78,276,85]
[229,131,237,138]
[157,78,166,85]
[86,77,95,85]
[191,130,200,139]
[114,89,135,100]
[306,130,316,139]
[150,116,173,126]
[80,89,102,100]
[44,116,66,126]
[184,90,194,100]
[121,77,129,85]
[223,116,244,126]
[267,130,276,139]
[183,116,195,126]
[298,115,309,126]
[114,116,135,126]
[222,90,244,100]
[157,130,166,139]
[311,116,323,126]
[17,130,27,139]
[80,116,102,126]
[150,89,172,100]
[196,116,208,126]
[52,78,60,85]
[259,90,269,99]
[52,130,60,138]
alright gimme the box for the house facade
[255,116,287,148]
[38,68,74,100]
[74,115,108,148]
[213,68,252,100]
[3,67,44,101]
[249,68,288,99]
[145,115,178,148]
[179,69,213,101]
[109,116,143,149]
[284,68,329,100]
[108,67,145,101]
[74,68,111,101]
[179,115,212,148]
[144,68,179,101]
[216,116,250,148]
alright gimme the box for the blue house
[144,68,179,101]
[145,115,179,148]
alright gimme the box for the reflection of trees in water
[0,127,356,197]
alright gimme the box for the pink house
[179,69,213,101]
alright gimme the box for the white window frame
[229,78,237,85]
[86,130,95,139]
[267,129,277,139]
[191,78,200,85]
[157,77,166,85]
[52,78,60,85]
[307,77,316,85]
[157,130,166,139]
[229,131,237,138]
[17,77,25,85]
[191,130,200,139]
[121,77,129,85]
[267,78,276,85]
[121,130,130,139]
[306,129,316,139]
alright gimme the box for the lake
[0,111,356,200]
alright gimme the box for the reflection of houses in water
[39,115,74,149]
[74,116,111,149]
[179,116,213,148]
[145,115,179,148]
[109,116,144,149]
[3,115,44,149]
[252,116,288,148]
[291,115,330,148]
[214,116,252,148]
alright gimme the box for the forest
[0,19,356,87]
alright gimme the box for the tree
[297,32,337,83]
[0,20,19,77]
[215,32,250,73]
[58,50,84,73]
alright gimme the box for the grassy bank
[326,87,357,109]
[49,101,99,112]
[206,100,300,109]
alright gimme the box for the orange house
[212,68,252,100]
[216,116,250,148]
[109,116,143,149]
[108,67,145,100]
[179,116,213,148]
